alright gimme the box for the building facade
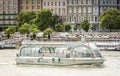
[43,0,67,22]
[0,0,120,31]
[19,0,42,12]
[67,0,119,31]
[0,0,18,31]
[67,0,93,24]
[117,0,120,9]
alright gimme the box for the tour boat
[16,40,105,65]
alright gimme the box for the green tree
[99,8,120,32]
[4,26,16,39]
[29,24,39,33]
[64,23,71,32]
[80,19,90,32]
[51,14,63,30]
[43,28,53,40]
[16,11,36,27]
[55,23,64,32]
[18,23,30,36]
[29,24,39,39]
[36,9,53,31]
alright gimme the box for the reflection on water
[0,49,120,76]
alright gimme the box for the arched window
[78,7,81,13]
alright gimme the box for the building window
[9,21,11,24]
[37,5,40,9]
[37,0,40,4]
[3,6,5,11]
[26,6,29,10]
[69,0,72,4]
[51,2,53,6]
[59,8,61,14]
[13,0,16,4]
[13,11,16,13]
[113,0,117,4]
[73,0,77,4]
[95,17,97,22]
[62,2,65,6]
[32,0,34,4]
[55,8,57,14]
[32,6,34,10]
[8,11,10,14]
[26,0,29,4]
[88,7,91,13]
[21,6,23,10]
[78,7,81,13]
[100,7,103,13]
[94,0,98,4]
[69,7,72,13]
[55,2,57,6]
[48,2,49,6]
[103,0,106,4]
[88,17,91,22]
[78,0,81,4]
[83,7,86,13]
[73,7,76,13]
[3,0,5,5]
[8,0,11,5]
[70,17,72,22]
[14,7,16,10]
[83,0,86,4]
[44,2,46,6]
[8,16,11,19]
[74,17,76,22]
[59,2,61,6]
[62,8,65,14]
[100,0,103,4]
[88,0,91,4]
[8,6,10,11]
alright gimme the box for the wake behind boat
[16,40,105,66]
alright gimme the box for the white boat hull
[16,57,105,65]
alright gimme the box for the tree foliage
[80,19,90,32]
[18,23,30,34]
[36,9,53,31]
[29,24,39,33]
[51,14,62,30]
[99,8,120,31]
[43,28,53,40]
[16,11,36,27]
[4,26,16,34]
[4,26,16,39]
[64,23,71,32]
[55,23,64,32]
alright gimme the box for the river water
[0,49,120,76]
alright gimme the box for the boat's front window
[93,49,102,57]
[71,45,93,58]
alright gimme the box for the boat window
[20,47,32,56]
[31,48,40,57]
[55,47,69,58]
[40,47,50,53]
[20,47,41,57]
[49,47,55,53]
[93,49,102,57]
[72,45,93,58]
